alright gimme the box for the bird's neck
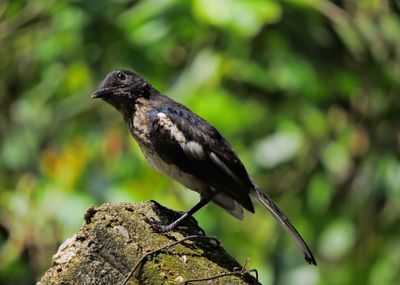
[124,96,153,147]
[119,85,157,123]
[119,100,135,125]
[125,87,168,147]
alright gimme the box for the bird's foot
[143,216,173,233]
[141,214,177,233]
[141,214,204,235]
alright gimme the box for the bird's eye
[117,72,127,81]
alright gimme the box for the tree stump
[37,201,260,285]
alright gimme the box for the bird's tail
[253,186,317,265]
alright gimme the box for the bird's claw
[141,213,205,235]
[142,213,200,234]
[141,214,168,232]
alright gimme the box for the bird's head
[92,70,150,113]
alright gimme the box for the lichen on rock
[37,201,260,285]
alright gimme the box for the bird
[92,69,316,265]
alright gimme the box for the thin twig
[177,258,258,284]
[120,235,219,285]
[177,269,258,284]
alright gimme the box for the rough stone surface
[37,201,260,285]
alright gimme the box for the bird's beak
[92,88,114,99]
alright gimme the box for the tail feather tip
[305,254,317,266]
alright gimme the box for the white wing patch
[157,112,206,160]
[156,112,166,119]
[157,112,186,143]
[182,141,205,160]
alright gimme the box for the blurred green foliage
[1,0,400,284]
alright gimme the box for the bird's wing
[148,107,254,212]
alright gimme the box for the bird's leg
[145,193,214,233]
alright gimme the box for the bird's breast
[131,102,152,146]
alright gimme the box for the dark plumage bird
[92,69,316,265]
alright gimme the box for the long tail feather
[253,186,317,265]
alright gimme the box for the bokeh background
[1,0,400,284]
